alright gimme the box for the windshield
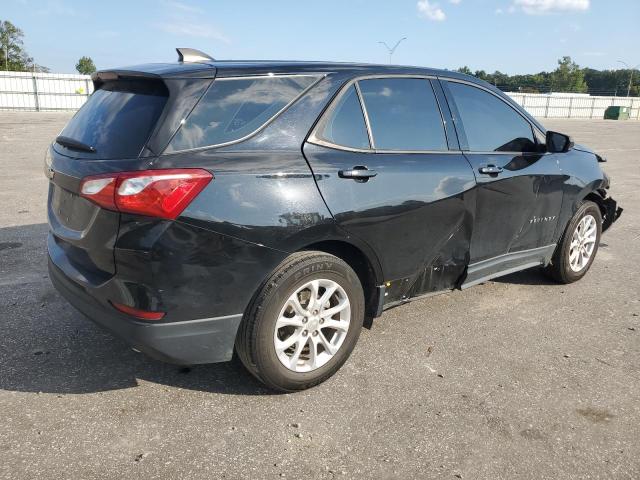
[58,80,168,159]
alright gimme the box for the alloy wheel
[274,279,351,373]
[569,214,597,272]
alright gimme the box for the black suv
[47,48,621,391]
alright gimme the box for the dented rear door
[304,77,476,303]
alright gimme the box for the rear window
[358,78,447,151]
[59,80,168,159]
[166,76,317,152]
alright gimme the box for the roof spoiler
[176,48,215,63]
[91,70,163,88]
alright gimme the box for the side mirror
[546,131,574,153]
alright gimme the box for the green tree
[473,70,488,81]
[446,60,636,96]
[0,20,35,71]
[75,56,96,75]
[491,71,509,87]
[550,56,587,93]
[584,68,640,96]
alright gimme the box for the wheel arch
[300,239,384,321]
[558,178,606,235]
[582,190,607,218]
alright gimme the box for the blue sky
[5,0,640,74]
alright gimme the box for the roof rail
[176,48,215,63]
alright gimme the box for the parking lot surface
[1,113,639,479]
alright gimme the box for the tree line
[457,56,639,97]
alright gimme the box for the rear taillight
[79,169,213,220]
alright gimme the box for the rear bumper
[49,257,242,364]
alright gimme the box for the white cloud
[417,0,446,21]
[36,0,78,16]
[512,0,589,15]
[449,0,461,4]
[162,0,203,14]
[154,21,230,44]
[154,1,228,45]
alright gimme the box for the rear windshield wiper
[55,135,96,153]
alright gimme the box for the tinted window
[448,82,536,152]
[59,80,167,159]
[316,85,370,149]
[358,78,447,151]
[167,76,316,151]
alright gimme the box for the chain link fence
[1,70,639,119]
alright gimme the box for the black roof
[97,60,476,82]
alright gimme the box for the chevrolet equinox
[46,48,622,391]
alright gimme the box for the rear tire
[235,251,365,392]
[544,201,602,284]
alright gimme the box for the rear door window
[315,85,370,149]
[58,80,168,159]
[446,81,536,152]
[166,76,317,152]
[358,78,447,151]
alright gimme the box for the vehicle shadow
[491,268,558,286]
[0,223,276,396]
[0,222,561,397]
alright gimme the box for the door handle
[338,166,378,181]
[478,165,503,175]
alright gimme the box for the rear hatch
[47,71,211,285]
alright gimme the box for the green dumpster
[604,106,630,120]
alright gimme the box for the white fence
[1,70,639,119]
[506,92,640,120]
[0,71,93,111]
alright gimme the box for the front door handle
[338,166,378,182]
[478,164,503,175]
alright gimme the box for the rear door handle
[338,166,378,181]
[478,165,503,175]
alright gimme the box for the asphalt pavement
[0,112,638,479]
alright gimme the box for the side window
[358,78,447,151]
[316,85,370,149]
[447,82,536,152]
[166,76,317,152]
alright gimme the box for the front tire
[544,200,602,284]
[235,251,365,392]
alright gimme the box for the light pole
[617,60,640,97]
[378,37,407,65]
